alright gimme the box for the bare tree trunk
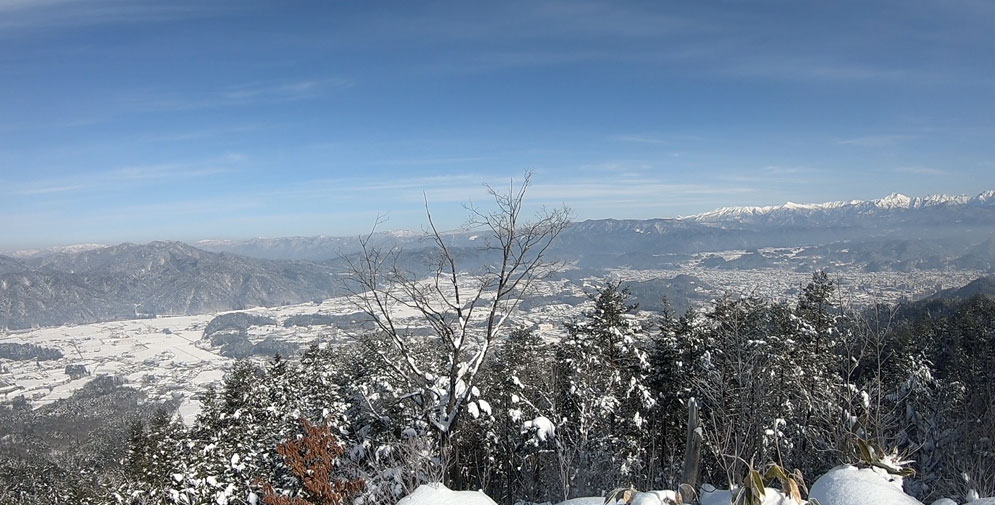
[680,397,702,503]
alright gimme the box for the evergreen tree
[648,303,708,488]
[554,282,655,497]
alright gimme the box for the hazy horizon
[3,187,994,252]
[2,1,994,248]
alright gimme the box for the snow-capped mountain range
[3,243,108,259]
[4,190,995,264]
[684,190,995,223]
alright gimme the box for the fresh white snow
[683,190,995,222]
[700,486,800,505]
[395,482,497,505]
[809,465,923,505]
[523,415,556,441]
[393,469,993,505]
[554,498,623,505]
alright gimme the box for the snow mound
[555,498,622,505]
[630,490,680,505]
[809,465,922,505]
[700,486,800,505]
[553,491,676,505]
[396,482,497,505]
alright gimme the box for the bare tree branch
[343,172,571,459]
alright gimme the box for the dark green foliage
[282,313,350,328]
[203,312,278,339]
[449,328,558,504]
[0,342,63,361]
[867,293,995,498]
[0,377,175,504]
[208,324,299,358]
[121,350,349,504]
[650,272,849,491]
[553,283,655,497]
[648,302,708,487]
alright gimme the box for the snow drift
[396,482,498,505]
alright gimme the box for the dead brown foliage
[261,419,365,505]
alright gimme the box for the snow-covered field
[1,313,222,419]
[0,294,371,421]
[0,275,586,422]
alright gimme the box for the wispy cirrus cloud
[762,165,818,176]
[18,183,89,196]
[894,166,949,176]
[838,134,917,147]
[365,156,492,167]
[137,123,273,143]
[122,77,352,113]
[0,0,219,33]
[610,134,671,145]
[220,79,352,102]
[723,56,912,82]
[10,154,244,196]
[610,133,705,145]
[252,172,757,214]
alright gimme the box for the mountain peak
[684,190,995,223]
[875,192,912,209]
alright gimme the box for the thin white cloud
[10,155,243,196]
[365,156,492,166]
[266,173,756,207]
[762,165,817,176]
[17,184,88,196]
[137,123,272,143]
[122,78,352,113]
[726,59,910,82]
[610,133,705,146]
[0,0,217,33]
[610,134,671,145]
[579,161,655,173]
[838,134,917,147]
[221,78,351,102]
[894,166,949,176]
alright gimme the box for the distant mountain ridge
[185,190,995,260]
[0,241,340,330]
[684,190,995,224]
[15,190,995,262]
[3,243,108,259]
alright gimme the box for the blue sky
[1,0,993,248]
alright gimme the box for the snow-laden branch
[343,173,570,446]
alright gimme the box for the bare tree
[343,173,570,465]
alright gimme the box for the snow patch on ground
[809,465,922,505]
[396,482,497,505]
[553,498,621,505]
[700,486,800,505]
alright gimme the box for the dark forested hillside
[0,376,174,504]
[0,242,342,329]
